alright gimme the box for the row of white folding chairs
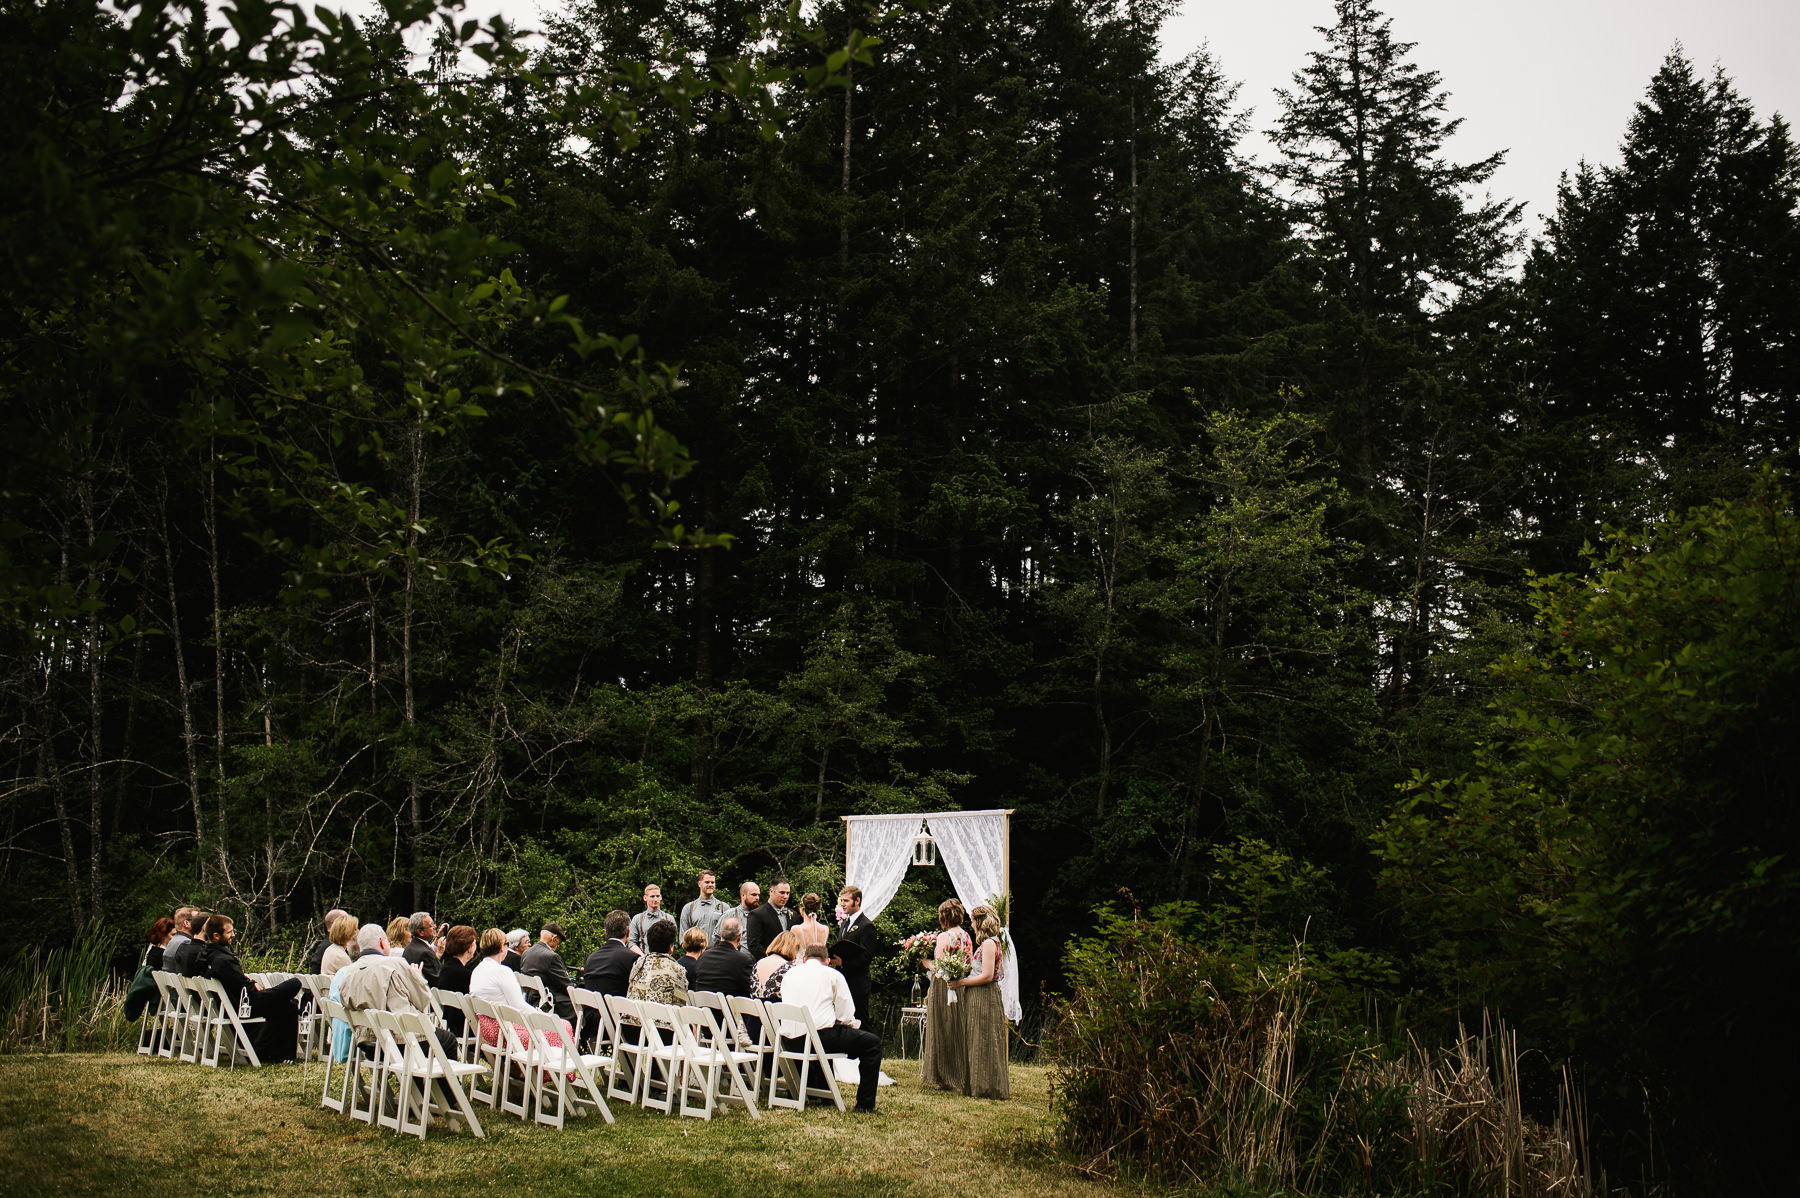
[315,998,488,1139]
[139,970,272,1069]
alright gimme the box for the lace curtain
[928,811,1022,1022]
[844,809,1022,1023]
[843,814,920,925]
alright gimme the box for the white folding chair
[177,976,211,1064]
[726,994,775,1098]
[569,986,611,1057]
[464,995,503,1108]
[522,1008,615,1129]
[294,976,328,1063]
[635,1001,690,1115]
[763,1000,847,1111]
[201,978,266,1069]
[490,1003,545,1121]
[517,974,551,1011]
[392,1011,488,1140]
[603,995,647,1105]
[364,1010,411,1133]
[345,1008,385,1125]
[434,990,480,1065]
[150,971,187,1060]
[675,1005,762,1122]
[318,998,352,1114]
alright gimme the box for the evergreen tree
[1525,49,1800,562]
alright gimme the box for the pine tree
[1525,49,1800,548]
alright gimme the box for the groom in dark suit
[829,885,880,1024]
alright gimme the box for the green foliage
[1377,479,1800,1185]
[1049,903,1586,1195]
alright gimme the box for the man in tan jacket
[336,924,454,1055]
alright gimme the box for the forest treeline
[4,0,1797,1189]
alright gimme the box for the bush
[1047,903,1591,1196]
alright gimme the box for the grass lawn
[0,1052,1154,1198]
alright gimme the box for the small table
[897,1005,926,1058]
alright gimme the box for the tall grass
[0,933,134,1054]
[1048,906,1593,1196]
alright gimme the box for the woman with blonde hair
[921,897,970,1091]
[385,916,411,954]
[752,928,802,1002]
[949,903,1010,1099]
[319,914,358,977]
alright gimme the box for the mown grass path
[0,1055,1150,1198]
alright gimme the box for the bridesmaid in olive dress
[949,903,1010,1099]
[920,898,971,1090]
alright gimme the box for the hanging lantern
[911,826,937,867]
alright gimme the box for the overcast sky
[404,0,1797,237]
[1161,1,1797,233]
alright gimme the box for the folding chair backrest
[570,986,609,1049]
[517,974,547,1007]
[726,994,771,1052]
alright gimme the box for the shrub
[1047,903,1592,1196]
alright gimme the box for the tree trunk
[81,480,105,924]
[158,471,207,873]
[205,438,230,890]
[404,416,424,912]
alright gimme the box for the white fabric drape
[843,814,920,925]
[922,811,1021,1023]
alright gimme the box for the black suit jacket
[304,936,330,976]
[520,942,575,1021]
[436,956,474,994]
[746,903,787,958]
[831,913,878,986]
[580,940,636,997]
[692,943,756,997]
[206,943,256,998]
[403,938,441,985]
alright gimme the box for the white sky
[1166,0,1799,232]
[391,0,1797,236]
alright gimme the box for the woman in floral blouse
[626,918,689,1007]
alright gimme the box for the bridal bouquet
[897,930,939,974]
[931,945,971,1003]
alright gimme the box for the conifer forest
[3,0,1797,1189]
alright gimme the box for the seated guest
[177,911,215,977]
[203,914,303,1063]
[471,927,573,1053]
[778,944,882,1112]
[677,927,707,988]
[385,916,412,956]
[626,920,687,1044]
[580,910,635,997]
[126,919,176,1023]
[433,925,479,1038]
[162,909,204,976]
[145,917,175,972]
[693,916,756,998]
[521,921,577,1023]
[753,929,801,1002]
[403,912,441,985]
[503,929,529,971]
[577,909,633,1051]
[304,908,350,975]
[160,907,195,972]
[319,914,358,978]
[336,923,454,1057]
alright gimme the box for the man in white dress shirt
[778,944,883,1112]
